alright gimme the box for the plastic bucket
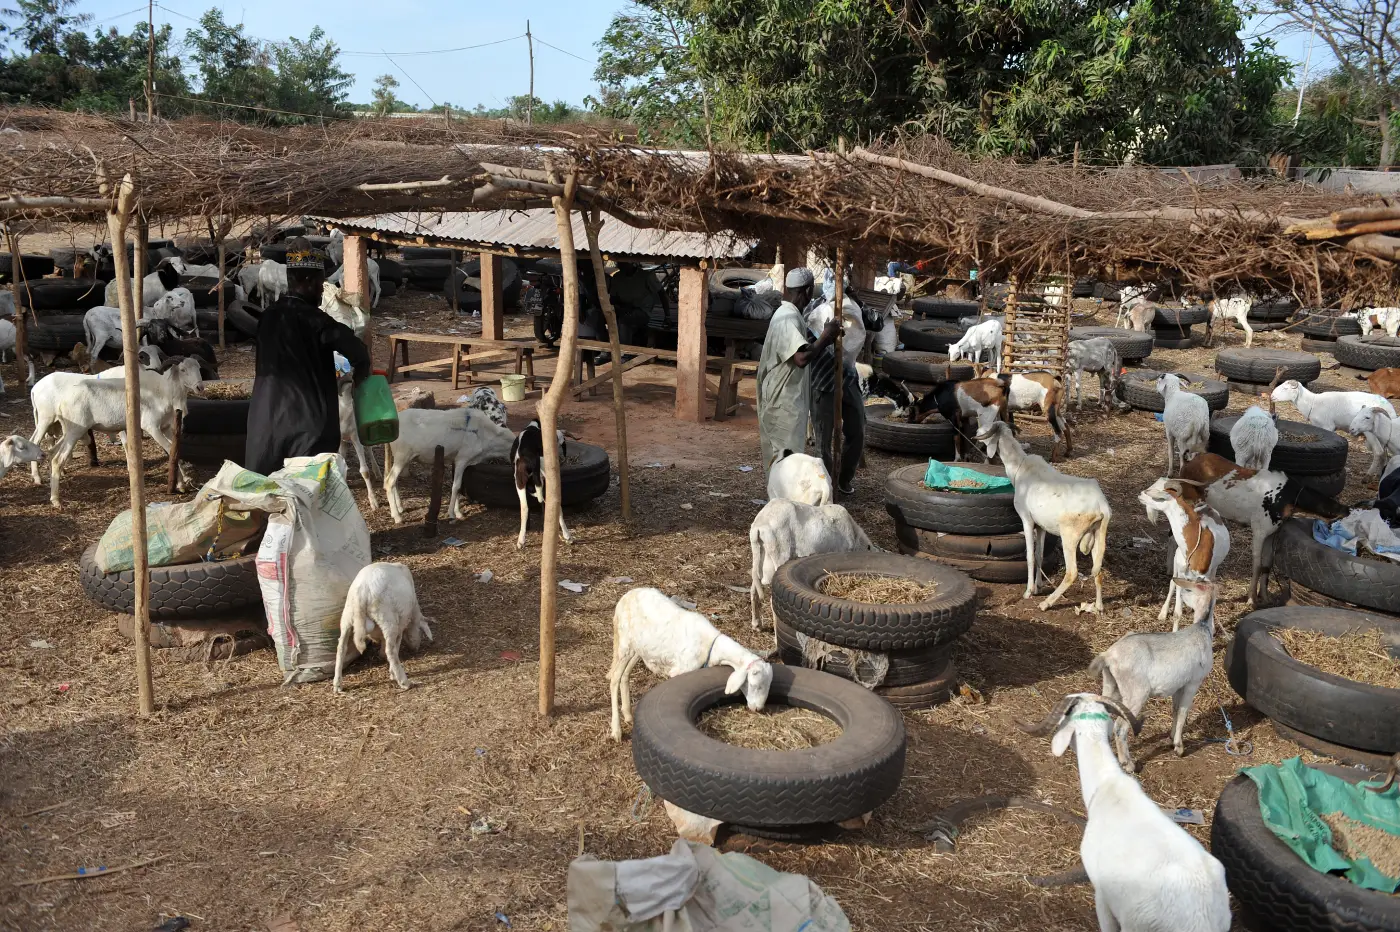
[500,374,526,403]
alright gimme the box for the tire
[444,268,485,312]
[880,351,973,384]
[1212,769,1400,932]
[1247,297,1298,321]
[631,665,906,828]
[0,254,55,281]
[184,398,250,435]
[892,520,1061,584]
[1294,469,1347,498]
[1207,418,1347,474]
[404,258,452,289]
[463,441,610,509]
[864,404,955,458]
[770,551,978,651]
[195,310,248,341]
[18,278,106,311]
[78,544,262,620]
[1072,278,1095,299]
[911,296,979,319]
[27,314,87,353]
[1334,335,1400,372]
[1277,517,1400,615]
[874,662,960,709]
[896,540,1032,584]
[259,243,288,263]
[1299,312,1359,338]
[899,320,966,353]
[1153,305,1208,328]
[774,620,952,688]
[179,432,248,468]
[1116,370,1229,412]
[378,279,398,300]
[884,462,1021,535]
[1214,348,1321,384]
[224,300,261,339]
[401,246,458,260]
[533,313,561,347]
[1069,326,1154,362]
[376,257,404,285]
[709,268,767,296]
[1301,338,1338,354]
[1152,333,1195,350]
[180,278,237,309]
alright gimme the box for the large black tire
[1207,417,1347,474]
[899,320,966,353]
[1334,335,1400,372]
[771,551,977,651]
[0,254,55,281]
[708,268,767,296]
[403,258,453,290]
[1213,769,1400,932]
[378,279,398,300]
[78,544,262,620]
[884,462,1021,535]
[463,441,610,509]
[1229,605,1400,755]
[1247,296,1298,321]
[376,257,404,285]
[258,243,288,263]
[1153,305,1208,328]
[27,314,87,354]
[401,246,458,260]
[911,296,979,320]
[1298,312,1359,338]
[880,351,973,384]
[443,267,485,313]
[224,300,261,339]
[631,665,906,828]
[181,277,237,309]
[1068,326,1154,362]
[774,620,952,688]
[179,432,248,468]
[896,542,1027,584]
[184,398,249,435]
[1215,348,1321,384]
[1295,469,1347,498]
[1277,518,1400,615]
[1301,338,1339,354]
[1117,370,1229,412]
[195,310,248,342]
[18,278,106,311]
[892,518,1060,584]
[1152,332,1195,350]
[864,404,956,458]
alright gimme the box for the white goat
[1158,374,1209,477]
[1229,405,1278,470]
[766,450,832,505]
[1022,693,1231,932]
[1349,406,1400,479]
[328,257,382,308]
[383,407,516,524]
[0,318,13,393]
[332,562,434,692]
[236,264,261,302]
[749,500,877,630]
[151,287,198,337]
[82,306,131,357]
[258,261,288,308]
[1139,479,1230,628]
[1357,306,1400,338]
[947,317,1004,374]
[1270,379,1395,432]
[609,586,774,742]
[0,434,43,482]
[328,229,345,268]
[1206,296,1253,347]
[1066,338,1121,410]
[46,357,203,507]
[1008,372,1072,460]
[338,380,379,510]
[981,421,1111,613]
[103,259,181,309]
[1114,284,1154,327]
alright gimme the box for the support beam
[343,234,372,350]
[675,266,709,423]
[480,252,505,340]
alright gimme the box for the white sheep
[332,562,434,692]
[151,287,198,336]
[609,586,773,742]
[1229,405,1278,470]
[383,407,517,524]
[1066,337,1121,410]
[236,264,261,303]
[1206,296,1253,347]
[1270,379,1395,432]
[947,317,1004,374]
[0,434,43,481]
[0,318,13,393]
[328,229,345,268]
[766,450,832,505]
[1140,478,1231,629]
[749,500,877,630]
[258,261,288,308]
[338,380,379,510]
[328,257,381,308]
[1349,406,1400,478]
[1158,373,1209,477]
[103,259,181,309]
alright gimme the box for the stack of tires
[1117,370,1229,413]
[16,251,105,361]
[898,318,968,353]
[1276,516,1400,617]
[1295,308,1358,354]
[865,401,955,458]
[180,397,251,467]
[770,551,978,709]
[1333,334,1400,372]
[1247,296,1298,332]
[1150,305,1208,349]
[910,296,979,320]
[1208,419,1347,496]
[401,246,458,291]
[1214,348,1320,394]
[1069,325,1153,365]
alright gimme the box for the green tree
[271,26,351,119]
[371,73,400,115]
[184,8,276,115]
[590,0,709,146]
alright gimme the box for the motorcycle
[521,260,565,347]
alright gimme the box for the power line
[341,35,526,58]
[532,36,594,65]
[93,5,149,26]
[382,51,437,109]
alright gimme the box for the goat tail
[1088,653,1106,679]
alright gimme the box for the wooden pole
[5,229,27,370]
[582,209,631,521]
[102,171,154,718]
[216,235,226,349]
[132,214,148,318]
[424,446,445,536]
[526,21,534,126]
[166,410,181,493]
[538,169,581,717]
[145,0,155,121]
[832,248,845,488]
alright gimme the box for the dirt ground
[0,288,1374,932]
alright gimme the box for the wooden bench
[569,338,725,400]
[714,358,759,421]
[385,332,536,391]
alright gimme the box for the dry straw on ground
[821,573,938,604]
[1276,628,1400,690]
[697,705,842,751]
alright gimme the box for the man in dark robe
[245,238,371,476]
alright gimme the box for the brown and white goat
[910,375,1010,461]
[1008,372,1072,460]
[1364,368,1400,399]
[1139,479,1230,628]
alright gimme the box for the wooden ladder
[1000,275,1072,381]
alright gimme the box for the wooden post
[675,266,708,422]
[480,251,505,340]
[832,248,845,483]
[167,410,181,493]
[133,214,148,316]
[216,238,227,348]
[343,234,372,352]
[103,171,154,718]
[583,210,631,521]
[5,229,27,368]
[538,170,582,717]
[424,446,445,536]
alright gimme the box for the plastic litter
[559,580,588,593]
[471,816,504,836]
[1162,807,1205,825]
[679,503,693,510]
[442,536,466,547]
[603,576,634,584]
[27,639,53,649]
[738,465,754,472]
[670,596,698,610]
[475,570,493,583]
[644,462,666,469]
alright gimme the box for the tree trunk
[582,210,631,521]
[1380,102,1395,169]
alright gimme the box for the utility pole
[1293,17,1318,125]
[145,0,155,120]
[526,20,534,126]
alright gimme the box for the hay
[1275,628,1400,690]
[1280,430,1321,443]
[697,704,842,750]
[1320,812,1400,877]
[199,381,253,400]
[821,572,937,604]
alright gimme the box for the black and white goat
[854,362,916,416]
[512,419,575,550]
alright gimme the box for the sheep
[338,379,379,511]
[1021,693,1231,932]
[1158,373,1209,477]
[1139,479,1230,628]
[1114,284,1155,327]
[1176,453,1345,605]
[0,291,14,320]
[332,562,434,693]
[1123,302,1158,333]
[1348,406,1400,479]
[150,287,198,337]
[609,586,774,742]
[258,260,288,308]
[749,499,878,630]
[1205,295,1253,347]
[1357,306,1400,338]
[103,258,182,309]
[1270,379,1395,432]
[236,264,261,303]
[1066,338,1121,410]
[1363,367,1400,399]
[947,317,1004,373]
[328,257,381,308]
[1228,404,1278,470]
[910,375,1010,462]
[0,434,43,482]
[805,299,865,368]
[140,318,218,380]
[328,229,345,268]
[45,357,204,507]
[383,406,516,525]
[462,386,508,429]
[82,305,131,358]
[766,449,832,505]
[980,420,1111,613]
[1008,372,1072,460]
[511,418,574,550]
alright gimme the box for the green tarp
[924,459,1013,493]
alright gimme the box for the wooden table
[385,332,536,391]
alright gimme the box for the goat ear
[1050,720,1074,757]
[723,666,746,695]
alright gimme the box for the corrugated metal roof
[310,209,755,262]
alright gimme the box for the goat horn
[1019,695,1078,736]
[1086,694,1144,736]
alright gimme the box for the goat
[1114,284,1155,327]
[1363,367,1400,399]
[236,264,261,303]
[749,499,877,630]
[1205,296,1254,347]
[1022,693,1231,932]
[766,449,832,505]
[911,375,1010,462]
[383,407,516,525]
[1158,374,1209,477]
[141,318,218,380]
[1066,338,1121,410]
[1123,302,1158,333]
[511,418,574,549]
[1139,479,1230,628]
[328,257,382,308]
[103,258,181,309]
[980,420,1111,613]
[332,562,434,692]
[609,586,773,742]
[462,386,508,429]
[947,317,1004,374]
[150,287,198,337]
[1008,372,1072,460]
[1229,405,1278,471]
[338,379,379,511]
[46,357,203,507]
[328,229,345,267]
[82,305,133,359]
[854,363,916,416]
[258,261,288,308]
[1357,306,1400,338]
[1349,406,1400,479]
[1176,453,1345,605]
[0,318,12,393]
[0,434,43,482]
[1270,379,1395,432]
